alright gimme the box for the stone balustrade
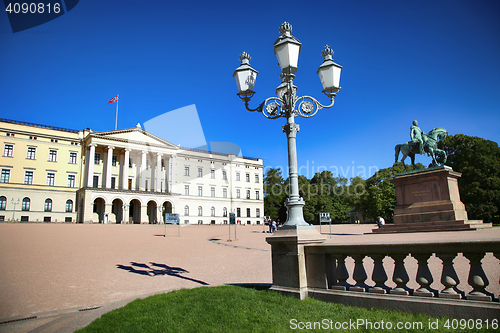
[305,239,500,302]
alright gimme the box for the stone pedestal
[373,166,491,233]
[266,225,326,299]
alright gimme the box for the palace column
[105,146,114,188]
[156,153,163,192]
[140,151,147,191]
[170,154,177,193]
[86,144,96,187]
[164,155,170,193]
[122,148,131,190]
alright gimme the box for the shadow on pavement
[116,262,209,285]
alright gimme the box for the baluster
[325,254,336,289]
[463,252,491,301]
[332,254,350,290]
[414,253,435,297]
[369,254,388,294]
[438,253,461,299]
[351,254,368,292]
[391,253,411,295]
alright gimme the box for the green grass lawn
[76,285,493,332]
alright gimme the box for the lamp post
[11,198,20,221]
[122,204,128,224]
[159,205,165,224]
[233,22,342,228]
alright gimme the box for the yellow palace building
[0,119,264,224]
[0,119,82,222]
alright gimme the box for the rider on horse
[410,120,425,154]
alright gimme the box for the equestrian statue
[395,120,448,170]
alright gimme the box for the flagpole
[115,94,119,130]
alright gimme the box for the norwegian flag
[108,95,118,104]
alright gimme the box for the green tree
[263,168,286,220]
[351,163,423,222]
[308,171,351,224]
[440,134,500,222]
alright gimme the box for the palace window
[0,196,6,210]
[94,153,100,165]
[223,207,228,217]
[256,191,260,200]
[236,172,240,181]
[46,173,55,186]
[184,166,190,176]
[112,155,117,166]
[247,208,251,217]
[246,173,250,182]
[184,185,189,196]
[255,174,259,183]
[222,170,227,180]
[210,169,215,179]
[198,167,203,177]
[66,200,73,212]
[256,208,260,218]
[24,171,33,184]
[67,174,75,188]
[210,187,215,197]
[48,149,57,162]
[246,190,250,199]
[198,186,203,196]
[27,147,36,160]
[236,189,240,199]
[211,206,215,217]
[3,144,13,157]
[44,198,52,212]
[22,197,30,211]
[198,206,203,216]
[69,152,77,164]
[1,169,10,183]
[184,205,189,216]
[223,188,227,198]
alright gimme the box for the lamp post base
[283,197,312,228]
[266,221,325,300]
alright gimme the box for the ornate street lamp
[11,198,19,221]
[233,22,342,228]
[159,205,165,224]
[122,204,128,224]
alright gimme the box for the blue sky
[1,0,499,180]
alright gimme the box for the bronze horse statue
[395,127,448,170]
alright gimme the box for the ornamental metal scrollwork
[300,101,314,114]
[266,102,279,116]
[260,97,285,119]
[239,90,334,120]
[294,96,334,118]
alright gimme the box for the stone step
[370,220,492,234]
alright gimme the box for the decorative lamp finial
[321,45,334,60]
[238,52,251,64]
[279,22,292,37]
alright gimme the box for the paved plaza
[0,223,498,332]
